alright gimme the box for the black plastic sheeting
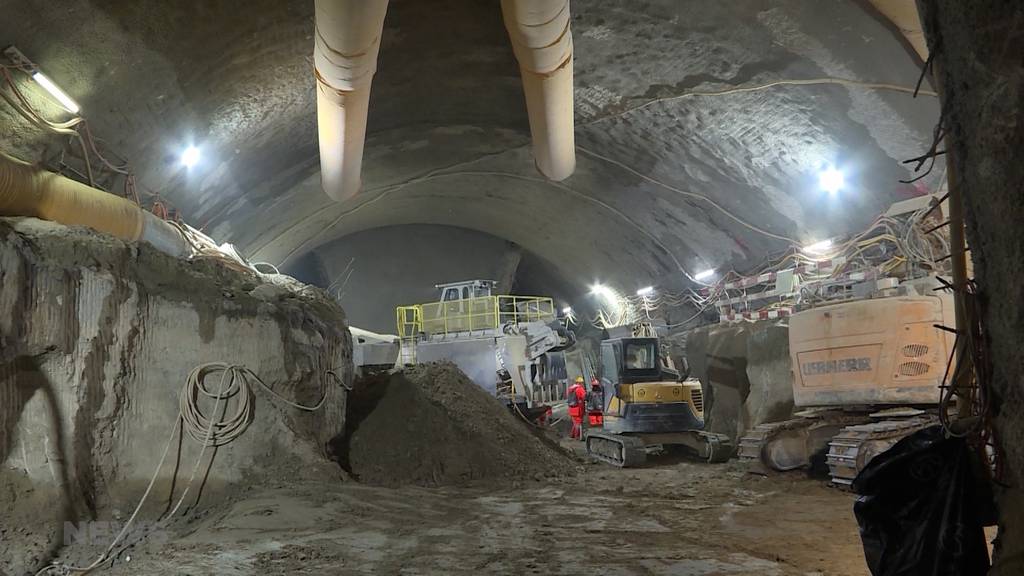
[853,426,997,576]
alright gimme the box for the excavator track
[585,433,647,468]
[738,413,869,472]
[826,416,937,486]
[697,432,735,463]
[586,431,732,467]
[738,421,796,462]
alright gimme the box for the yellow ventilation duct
[0,154,188,257]
[314,0,390,202]
[501,0,576,181]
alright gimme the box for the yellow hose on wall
[0,153,143,240]
[0,153,188,257]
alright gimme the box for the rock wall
[0,217,352,574]
[744,323,795,426]
[688,323,749,441]
[917,2,1024,572]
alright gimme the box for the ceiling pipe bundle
[314,0,390,202]
[0,153,189,258]
[501,0,576,181]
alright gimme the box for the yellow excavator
[585,335,733,467]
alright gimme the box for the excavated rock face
[744,323,795,426]
[0,0,941,293]
[687,321,793,442]
[0,217,352,574]
[917,2,1024,572]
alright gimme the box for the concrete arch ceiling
[0,0,940,290]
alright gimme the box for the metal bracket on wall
[2,46,36,72]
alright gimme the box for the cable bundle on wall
[1,64,181,219]
[2,61,286,274]
[581,195,953,332]
[180,362,329,447]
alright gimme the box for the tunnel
[0,0,1021,574]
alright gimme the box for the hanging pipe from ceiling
[866,0,929,60]
[0,153,189,258]
[501,0,576,182]
[314,0,390,202]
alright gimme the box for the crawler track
[826,416,937,485]
[586,433,647,467]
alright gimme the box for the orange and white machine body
[790,292,955,409]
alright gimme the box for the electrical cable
[181,363,328,445]
[1,66,176,212]
[274,169,686,273]
[79,123,130,175]
[1,69,83,131]
[251,262,281,275]
[165,221,259,274]
[255,75,940,267]
[2,68,93,185]
[179,364,255,447]
[600,77,939,123]
[577,146,799,245]
[641,197,953,328]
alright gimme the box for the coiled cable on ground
[35,362,333,576]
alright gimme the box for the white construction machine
[730,194,960,485]
[350,327,400,377]
[396,280,575,410]
[737,279,954,485]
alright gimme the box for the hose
[179,364,256,447]
[180,363,328,447]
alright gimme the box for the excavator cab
[602,338,660,380]
[601,337,684,381]
[598,337,703,434]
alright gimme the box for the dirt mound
[340,362,576,486]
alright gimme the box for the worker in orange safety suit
[587,377,604,427]
[567,376,587,440]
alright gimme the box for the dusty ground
[78,455,869,576]
[8,359,870,575]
